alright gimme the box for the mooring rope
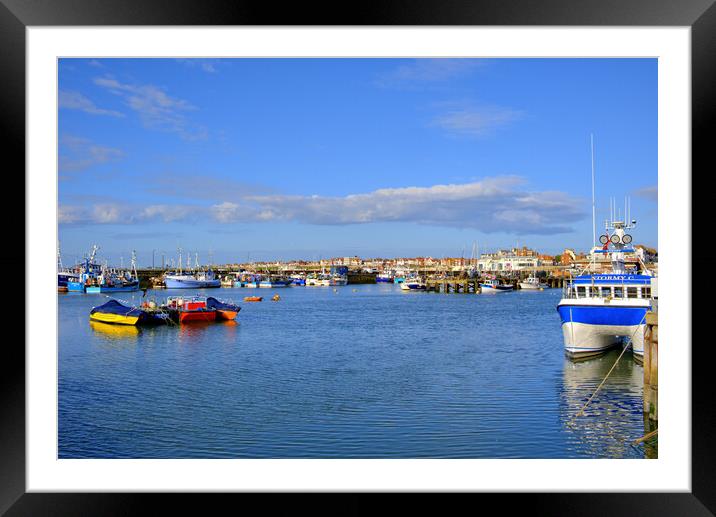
[632,428,658,445]
[570,311,649,422]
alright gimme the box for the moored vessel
[163,296,218,323]
[89,299,170,326]
[479,278,514,292]
[557,210,655,360]
[519,273,550,290]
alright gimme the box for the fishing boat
[206,297,241,320]
[557,208,655,359]
[259,276,293,288]
[400,277,427,290]
[66,245,103,292]
[163,249,221,289]
[221,274,238,287]
[290,273,307,286]
[329,273,348,286]
[164,269,221,289]
[163,296,217,323]
[85,252,140,293]
[89,299,170,326]
[376,271,394,283]
[519,273,550,290]
[479,278,514,292]
[306,269,331,286]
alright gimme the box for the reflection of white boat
[560,349,649,458]
[519,274,549,290]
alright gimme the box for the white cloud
[431,103,524,137]
[633,185,657,202]
[59,90,124,117]
[59,135,124,174]
[93,76,204,139]
[377,59,484,88]
[60,177,585,235]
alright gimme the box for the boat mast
[590,134,596,272]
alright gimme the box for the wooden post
[643,311,658,421]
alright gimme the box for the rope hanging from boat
[570,311,649,422]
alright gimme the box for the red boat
[164,296,217,324]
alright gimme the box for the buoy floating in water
[272,294,281,301]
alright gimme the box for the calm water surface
[58,284,656,458]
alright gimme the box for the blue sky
[58,58,657,266]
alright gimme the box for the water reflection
[90,320,140,340]
[560,350,656,458]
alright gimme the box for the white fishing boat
[519,274,549,290]
[479,278,514,292]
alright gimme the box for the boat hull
[164,278,221,289]
[480,284,514,292]
[519,282,548,290]
[177,310,217,323]
[258,281,292,288]
[86,283,140,293]
[216,309,238,320]
[557,303,649,358]
[90,312,141,325]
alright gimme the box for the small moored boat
[89,299,170,326]
[480,279,514,292]
[519,274,550,290]
[163,296,217,323]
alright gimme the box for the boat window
[613,286,624,298]
[627,287,638,298]
[576,286,586,298]
[590,286,600,297]
[642,287,651,298]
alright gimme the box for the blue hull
[376,277,393,283]
[557,305,649,327]
[67,281,86,292]
[86,283,140,293]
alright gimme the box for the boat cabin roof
[571,274,653,286]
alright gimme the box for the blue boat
[557,209,656,360]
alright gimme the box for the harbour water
[59,284,655,459]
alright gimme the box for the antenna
[590,134,596,249]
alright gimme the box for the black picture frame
[5,0,706,513]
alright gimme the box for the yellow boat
[89,299,169,326]
[89,312,141,325]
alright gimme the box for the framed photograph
[8,0,707,512]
